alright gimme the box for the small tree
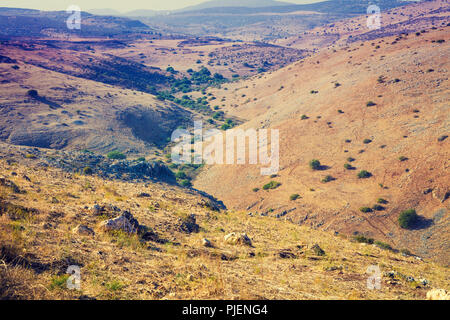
[309,159,321,170]
[357,170,372,178]
[398,209,418,229]
[107,151,126,160]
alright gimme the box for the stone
[180,214,199,233]
[311,244,326,256]
[202,238,213,248]
[224,232,252,246]
[426,289,450,300]
[73,224,95,236]
[100,211,141,234]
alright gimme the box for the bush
[357,170,372,179]
[290,194,300,201]
[263,181,281,190]
[366,101,377,107]
[301,115,309,120]
[252,188,259,192]
[398,209,418,229]
[321,175,334,183]
[360,207,372,213]
[175,171,187,180]
[83,167,93,175]
[377,198,388,204]
[398,156,408,162]
[374,241,392,251]
[179,179,192,187]
[353,235,374,244]
[27,89,38,97]
[372,204,385,211]
[309,159,321,170]
[344,163,353,170]
[107,151,126,160]
[347,157,355,162]
[363,139,372,144]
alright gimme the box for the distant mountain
[87,9,122,16]
[125,9,170,17]
[178,0,293,12]
[0,7,154,38]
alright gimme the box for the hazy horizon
[0,0,326,12]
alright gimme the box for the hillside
[0,148,448,299]
[193,1,450,265]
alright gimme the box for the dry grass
[0,159,448,300]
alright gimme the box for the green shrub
[290,194,300,201]
[175,171,187,180]
[353,235,374,244]
[347,157,355,162]
[107,151,126,160]
[372,204,385,211]
[301,115,309,120]
[366,101,377,107]
[252,188,259,192]
[363,139,372,144]
[377,198,388,204]
[398,209,418,229]
[49,274,70,290]
[179,179,192,187]
[321,175,334,183]
[344,163,353,170]
[360,207,372,213]
[398,156,408,162]
[309,159,321,170]
[83,167,93,175]
[263,181,281,190]
[357,170,372,179]
[374,241,392,250]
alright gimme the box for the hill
[193,0,450,265]
[0,147,448,299]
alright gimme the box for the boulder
[311,244,326,256]
[179,214,199,234]
[224,232,252,246]
[100,211,142,234]
[202,238,213,248]
[426,289,450,300]
[73,224,95,236]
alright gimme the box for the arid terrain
[0,0,448,300]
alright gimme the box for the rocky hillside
[0,148,448,300]
[194,1,450,265]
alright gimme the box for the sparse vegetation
[357,170,372,179]
[263,181,281,190]
[107,151,126,160]
[398,209,419,229]
[290,194,300,201]
[309,159,321,170]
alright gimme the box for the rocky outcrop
[72,225,95,236]
[224,233,252,246]
[100,211,145,234]
[179,214,200,234]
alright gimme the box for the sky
[0,0,325,12]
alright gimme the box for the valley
[0,0,448,300]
